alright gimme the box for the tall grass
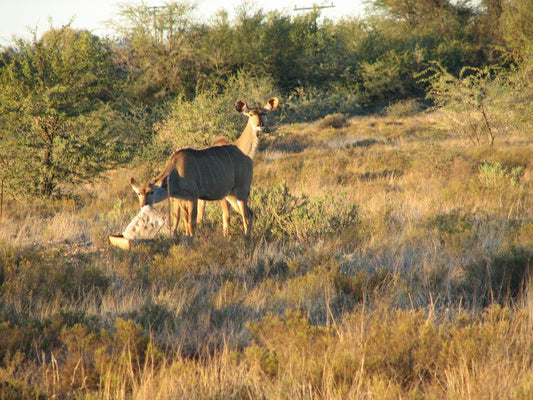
[0,110,532,398]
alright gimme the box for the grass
[0,109,532,398]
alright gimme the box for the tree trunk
[41,141,55,197]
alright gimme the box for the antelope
[197,97,279,232]
[131,144,253,238]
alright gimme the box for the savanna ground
[1,104,532,399]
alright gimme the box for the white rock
[122,205,167,240]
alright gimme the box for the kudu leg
[171,200,181,236]
[184,199,197,237]
[237,200,252,237]
[197,199,205,225]
[220,198,230,237]
[226,195,252,237]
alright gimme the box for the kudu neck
[234,120,259,158]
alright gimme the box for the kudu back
[131,144,253,238]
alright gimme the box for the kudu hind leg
[237,200,252,237]
[197,199,205,226]
[220,198,230,237]
[226,194,252,237]
[184,199,197,237]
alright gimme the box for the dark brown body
[131,144,253,238]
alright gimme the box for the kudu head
[235,97,279,133]
[130,177,156,208]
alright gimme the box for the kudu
[131,145,253,238]
[197,97,279,235]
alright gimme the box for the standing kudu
[197,97,279,235]
[131,145,253,238]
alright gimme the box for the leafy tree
[500,0,533,59]
[111,1,208,103]
[421,63,510,145]
[0,26,125,197]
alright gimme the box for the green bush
[251,183,361,242]
[385,99,424,118]
[421,64,514,145]
[477,161,524,189]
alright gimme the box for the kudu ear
[235,100,249,113]
[130,177,141,193]
[264,97,279,111]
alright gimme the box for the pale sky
[0,0,366,46]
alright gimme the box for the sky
[0,0,366,46]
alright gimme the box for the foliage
[421,63,512,145]
[0,27,126,197]
[251,183,360,243]
[500,0,533,59]
[155,70,277,151]
[385,98,424,118]
[282,85,361,123]
[111,1,204,103]
[477,161,524,189]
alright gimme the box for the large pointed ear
[130,177,141,194]
[235,100,249,113]
[264,97,279,111]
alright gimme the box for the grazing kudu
[131,145,253,238]
[197,97,279,235]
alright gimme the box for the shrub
[315,113,349,129]
[385,99,424,118]
[282,85,361,123]
[477,161,524,189]
[359,50,425,106]
[425,209,476,252]
[421,63,512,146]
[251,183,361,243]
[0,28,128,198]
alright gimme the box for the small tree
[0,26,125,197]
[421,63,511,146]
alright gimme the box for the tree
[500,0,533,59]
[110,1,206,103]
[0,26,125,197]
[422,63,510,146]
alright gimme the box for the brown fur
[131,145,253,238]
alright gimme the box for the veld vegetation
[1,0,533,398]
